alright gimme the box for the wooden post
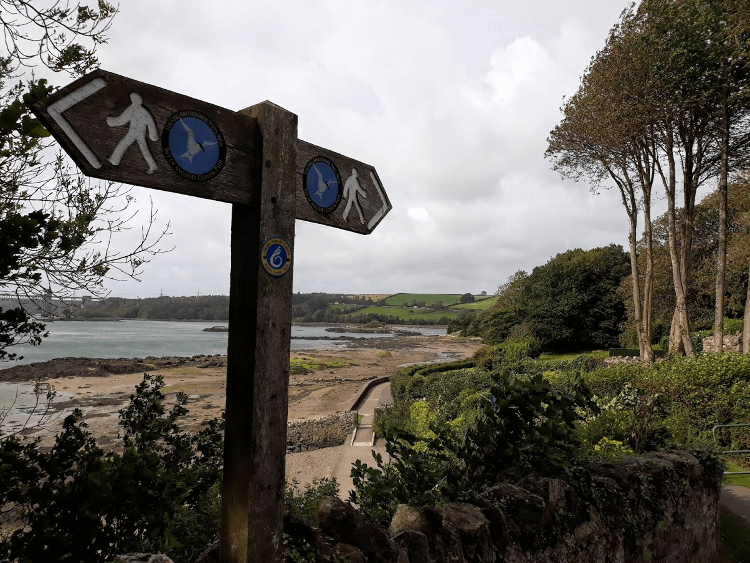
[220,102,298,563]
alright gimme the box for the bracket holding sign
[32,69,391,563]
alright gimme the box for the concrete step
[350,425,375,447]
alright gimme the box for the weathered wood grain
[32,68,260,205]
[220,102,297,563]
[296,139,391,234]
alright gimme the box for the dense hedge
[359,346,742,528]
[545,353,750,450]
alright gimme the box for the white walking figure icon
[342,168,367,224]
[106,93,159,174]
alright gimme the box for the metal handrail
[713,423,750,474]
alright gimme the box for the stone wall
[703,332,743,353]
[314,449,721,563]
[286,411,357,453]
[604,355,642,365]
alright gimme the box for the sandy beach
[0,332,482,488]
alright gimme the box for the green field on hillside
[328,304,363,311]
[384,293,465,306]
[453,296,497,310]
[347,305,460,322]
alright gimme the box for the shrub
[349,426,464,526]
[350,369,598,525]
[389,359,476,404]
[720,317,745,334]
[383,361,490,441]
[284,477,339,523]
[0,374,225,563]
[498,335,541,360]
[546,354,750,452]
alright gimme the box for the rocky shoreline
[0,335,483,467]
[0,354,227,382]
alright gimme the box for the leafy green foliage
[454,246,629,351]
[0,374,225,563]
[284,477,339,523]
[460,370,598,483]
[282,477,342,563]
[496,336,542,361]
[545,353,750,452]
[350,426,464,526]
[521,245,630,351]
[352,367,598,525]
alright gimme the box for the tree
[521,245,630,352]
[622,176,750,344]
[0,1,168,360]
[460,293,474,304]
[549,0,750,358]
[547,6,659,361]
[708,0,750,353]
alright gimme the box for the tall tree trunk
[642,186,655,362]
[637,140,655,363]
[743,264,750,354]
[627,213,647,359]
[715,103,730,354]
[663,129,696,357]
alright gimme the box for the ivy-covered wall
[314,449,721,563]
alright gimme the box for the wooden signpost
[32,69,391,563]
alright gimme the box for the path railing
[713,423,750,474]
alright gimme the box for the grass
[383,293,464,307]
[724,461,750,488]
[720,508,750,562]
[538,350,609,362]
[346,306,460,322]
[453,297,497,310]
[290,356,355,375]
[328,304,362,311]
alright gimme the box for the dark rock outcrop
[317,496,409,563]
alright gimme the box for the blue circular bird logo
[303,156,342,213]
[162,110,226,181]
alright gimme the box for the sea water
[0,319,446,365]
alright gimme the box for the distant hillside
[72,295,230,320]
[294,292,490,325]
[69,292,484,325]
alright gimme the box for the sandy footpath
[0,332,482,487]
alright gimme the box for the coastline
[0,335,482,465]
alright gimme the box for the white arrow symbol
[367,171,389,230]
[48,77,107,169]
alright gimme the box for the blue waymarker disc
[303,156,342,213]
[261,237,292,277]
[162,111,226,181]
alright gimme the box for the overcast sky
[78,0,669,298]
